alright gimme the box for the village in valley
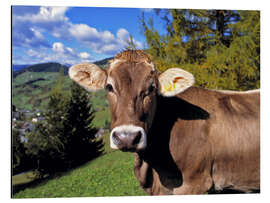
[12,104,108,144]
[12,105,44,143]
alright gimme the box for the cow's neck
[134,88,210,191]
[134,95,185,191]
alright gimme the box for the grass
[12,71,110,129]
[12,133,147,198]
[12,72,60,111]
[93,108,110,128]
[12,171,36,186]
[12,70,146,197]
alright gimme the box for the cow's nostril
[112,132,121,145]
[132,131,142,145]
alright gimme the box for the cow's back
[208,89,259,192]
[169,87,260,193]
[134,87,260,195]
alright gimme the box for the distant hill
[12,58,111,128]
[94,57,113,69]
[13,62,69,78]
[12,58,113,78]
[12,64,32,71]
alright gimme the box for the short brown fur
[72,50,260,195]
[113,50,153,63]
[105,51,260,195]
[133,87,260,195]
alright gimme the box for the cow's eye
[145,83,155,95]
[148,83,155,93]
[105,84,114,92]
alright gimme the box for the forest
[132,9,260,90]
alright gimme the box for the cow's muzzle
[110,125,147,151]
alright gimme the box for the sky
[12,6,166,65]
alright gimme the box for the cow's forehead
[108,59,155,73]
[107,61,156,85]
[108,50,154,72]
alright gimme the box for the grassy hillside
[12,134,147,198]
[12,62,69,78]
[12,70,110,128]
[12,71,73,111]
[12,60,144,198]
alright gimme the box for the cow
[69,50,260,195]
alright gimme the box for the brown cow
[69,50,260,195]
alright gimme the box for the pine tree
[12,129,29,175]
[126,34,137,50]
[140,9,260,90]
[25,69,68,177]
[25,69,103,177]
[228,10,260,90]
[64,82,104,167]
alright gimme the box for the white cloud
[117,28,129,41]
[26,49,36,57]
[26,49,43,58]
[52,42,65,53]
[18,47,52,64]
[101,30,115,43]
[99,44,119,54]
[51,42,92,64]
[12,6,69,49]
[68,25,142,55]
[52,42,77,57]
[66,47,74,54]
[78,52,91,59]
[69,24,99,41]
[14,42,93,65]
[30,28,45,40]
[116,28,143,49]
[135,41,143,49]
[39,6,68,21]
[12,6,144,63]
[16,6,69,24]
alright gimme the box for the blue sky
[12,6,166,65]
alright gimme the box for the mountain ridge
[12,57,113,78]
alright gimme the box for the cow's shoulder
[175,87,260,116]
[211,89,260,117]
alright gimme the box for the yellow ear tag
[163,82,176,92]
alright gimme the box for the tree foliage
[25,69,68,177]
[64,82,104,167]
[12,129,32,175]
[25,70,103,178]
[12,129,22,173]
[125,34,138,50]
[141,9,260,90]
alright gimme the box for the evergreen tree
[12,128,22,173]
[125,34,138,50]
[25,121,66,177]
[64,82,104,167]
[25,69,103,177]
[140,9,260,90]
[25,69,68,177]
[12,129,30,175]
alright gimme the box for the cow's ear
[69,63,107,92]
[158,68,194,97]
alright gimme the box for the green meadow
[12,69,146,197]
[12,70,110,129]
[12,133,147,198]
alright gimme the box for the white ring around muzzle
[110,124,147,150]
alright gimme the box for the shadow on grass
[12,151,109,197]
[12,175,51,196]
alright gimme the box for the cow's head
[69,50,194,152]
